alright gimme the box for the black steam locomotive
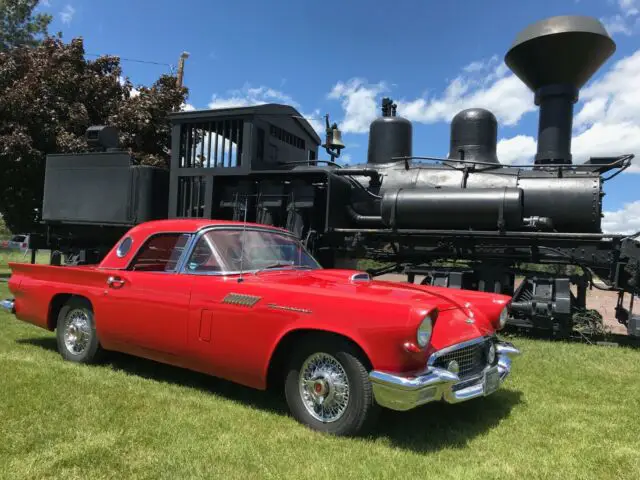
[34,15,640,337]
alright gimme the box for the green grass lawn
[0,282,639,479]
[0,249,49,276]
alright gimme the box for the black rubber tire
[284,336,379,436]
[55,297,104,364]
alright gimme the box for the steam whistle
[322,113,345,161]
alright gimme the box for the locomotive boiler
[34,15,640,337]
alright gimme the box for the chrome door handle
[106,276,125,288]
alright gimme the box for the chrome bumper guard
[369,341,520,411]
[0,299,15,314]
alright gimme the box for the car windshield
[11,235,25,242]
[185,228,321,274]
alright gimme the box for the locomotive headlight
[498,306,509,330]
[416,309,438,348]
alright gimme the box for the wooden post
[177,51,190,88]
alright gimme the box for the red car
[2,219,520,436]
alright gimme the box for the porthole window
[116,237,133,258]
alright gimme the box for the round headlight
[498,306,509,330]
[416,312,434,348]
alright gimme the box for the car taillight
[21,243,27,248]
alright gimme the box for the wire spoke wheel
[298,352,350,423]
[63,308,92,355]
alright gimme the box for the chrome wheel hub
[63,309,91,355]
[299,353,350,423]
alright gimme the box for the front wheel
[284,337,379,436]
[56,297,104,364]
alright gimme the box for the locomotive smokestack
[505,15,615,165]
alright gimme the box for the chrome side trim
[267,303,312,314]
[370,340,520,411]
[1,299,15,314]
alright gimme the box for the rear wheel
[56,297,104,364]
[284,337,379,436]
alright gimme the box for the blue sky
[38,0,640,232]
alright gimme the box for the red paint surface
[7,220,511,390]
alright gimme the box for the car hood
[252,268,463,312]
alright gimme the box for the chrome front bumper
[0,299,15,314]
[369,341,520,411]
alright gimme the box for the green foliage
[0,0,52,51]
[0,216,10,237]
[0,36,187,233]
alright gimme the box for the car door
[184,227,299,388]
[97,232,194,356]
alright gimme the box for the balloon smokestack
[504,15,616,165]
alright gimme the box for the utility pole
[177,51,190,88]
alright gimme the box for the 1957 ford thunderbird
[1,219,520,436]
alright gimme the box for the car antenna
[238,195,248,283]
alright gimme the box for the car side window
[184,235,223,273]
[128,233,191,272]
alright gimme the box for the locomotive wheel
[284,337,379,436]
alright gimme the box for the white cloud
[327,79,387,134]
[463,60,485,73]
[59,5,75,25]
[602,201,640,234]
[208,84,295,109]
[602,0,640,36]
[619,0,639,16]
[603,14,634,35]
[572,49,640,163]
[496,135,536,165]
[181,103,195,112]
[41,0,51,7]
[395,56,534,127]
[207,84,324,135]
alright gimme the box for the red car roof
[126,219,290,235]
[98,219,293,270]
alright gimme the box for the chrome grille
[432,339,492,379]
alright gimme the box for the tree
[0,215,10,237]
[0,0,52,51]
[0,37,188,233]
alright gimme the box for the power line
[84,53,174,70]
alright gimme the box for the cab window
[128,233,191,272]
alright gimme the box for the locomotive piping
[345,205,384,227]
